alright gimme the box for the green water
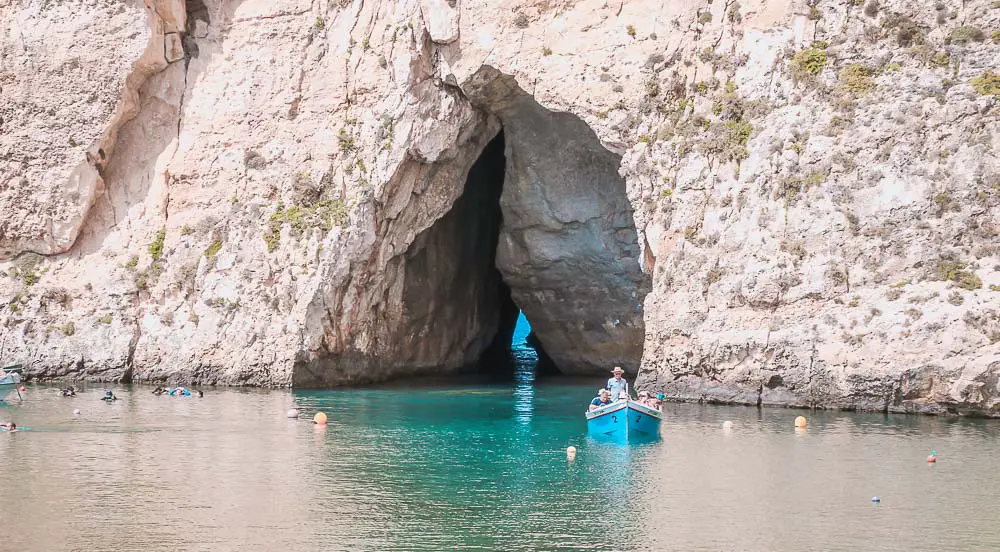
[2,379,1000,551]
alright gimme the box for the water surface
[2,377,999,551]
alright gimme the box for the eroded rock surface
[1,0,999,416]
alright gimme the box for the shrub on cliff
[947,26,985,45]
[881,14,923,46]
[791,48,827,81]
[839,64,874,96]
[10,253,43,286]
[205,240,223,259]
[936,261,982,290]
[971,71,1000,96]
[264,199,351,252]
[700,119,753,161]
[149,227,166,260]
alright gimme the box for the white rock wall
[1,0,999,414]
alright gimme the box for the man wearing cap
[606,366,630,401]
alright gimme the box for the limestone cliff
[1,0,999,415]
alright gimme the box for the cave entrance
[292,73,647,387]
[440,70,650,378]
[453,68,650,378]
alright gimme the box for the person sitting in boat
[101,390,117,402]
[653,393,664,410]
[637,390,652,406]
[589,389,613,411]
[606,366,630,401]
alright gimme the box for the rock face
[0,0,179,258]
[464,69,649,375]
[1,0,1000,415]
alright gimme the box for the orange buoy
[794,416,807,428]
[313,412,327,425]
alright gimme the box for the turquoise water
[2,382,1000,551]
[1,319,1000,550]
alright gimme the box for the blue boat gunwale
[584,400,627,419]
[585,399,662,420]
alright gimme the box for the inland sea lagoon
[2,318,999,551]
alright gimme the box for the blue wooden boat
[586,399,662,441]
[0,365,23,401]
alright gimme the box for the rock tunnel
[293,69,649,386]
[426,70,650,377]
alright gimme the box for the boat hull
[585,400,662,441]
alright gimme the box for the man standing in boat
[606,366,630,401]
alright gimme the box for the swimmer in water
[152,386,165,396]
[101,390,117,402]
[62,386,76,397]
[2,422,16,432]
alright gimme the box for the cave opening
[440,68,650,382]
[393,67,652,385]
[293,69,649,387]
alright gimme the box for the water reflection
[511,311,536,426]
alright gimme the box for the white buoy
[73,409,81,415]
[286,408,300,419]
[722,420,734,431]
